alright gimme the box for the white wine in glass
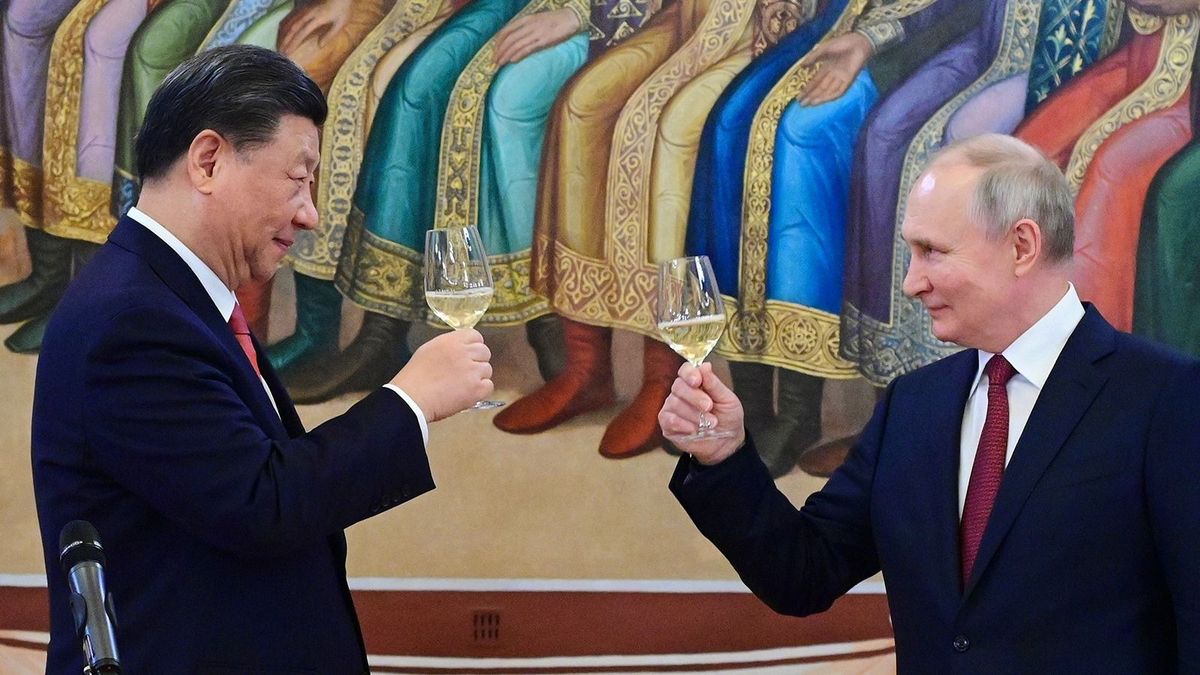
[657,255,736,440]
[424,226,504,410]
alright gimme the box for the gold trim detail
[754,0,817,56]
[583,0,757,337]
[335,207,549,325]
[292,0,449,279]
[11,157,43,228]
[41,0,115,244]
[1102,0,1126,53]
[714,296,858,376]
[428,0,580,322]
[0,146,11,210]
[1128,5,1164,33]
[854,0,939,29]
[435,0,564,232]
[855,20,902,52]
[728,0,865,378]
[1064,11,1198,192]
[843,0,1040,385]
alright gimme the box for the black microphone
[59,520,121,674]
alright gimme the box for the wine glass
[424,226,504,410]
[656,255,735,440]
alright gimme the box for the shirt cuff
[382,384,430,448]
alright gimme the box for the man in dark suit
[32,45,495,673]
[660,134,1200,671]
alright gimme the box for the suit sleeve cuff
[382,384,429,448]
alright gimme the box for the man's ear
[186,130,225,195]
[1010,218,1042,276]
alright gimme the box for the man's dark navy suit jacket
[33,216,432,673]
[673,305,1200,672]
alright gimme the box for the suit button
[953,635,970,653]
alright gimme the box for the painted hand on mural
[797,31,873,106]
[493,8,584,66]
[659,363,747,465]
[390,329,495,422]
[1127,0,1200,14]
[278,0,354,54]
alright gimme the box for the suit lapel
[257,334,306,438]
[962,307,1115,598]
[109,217,292,440]
[924,350,979,598]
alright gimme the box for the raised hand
[278,0,353,54]
[797,31,873,106]
[494,8,583,66]
[659,362,746,465]
[390,329,494,422]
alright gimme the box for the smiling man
[661,134,1200,670]
[31,45,495,673]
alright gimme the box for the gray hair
[928,134,1074,263]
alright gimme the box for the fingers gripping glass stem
[657,256,736,440]
[424,226,504,410]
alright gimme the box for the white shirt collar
[128,206,238,322]
[970,284,1085,391]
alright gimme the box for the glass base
[677,429,737,442]
[471,399,506,410]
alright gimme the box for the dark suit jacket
[672,305,1200,672]
[33,217,433,674]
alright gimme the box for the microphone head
[59,520,105,571]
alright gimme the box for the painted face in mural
[213,114,320,288]
[900,162,1020,352]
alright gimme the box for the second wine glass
[656,255,735,440]
[424,226,504,410]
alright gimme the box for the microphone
[59,521,121,674]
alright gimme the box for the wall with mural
[1,0,1196,668]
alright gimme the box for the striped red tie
[228,303,262,378]
[960,354,1017,586]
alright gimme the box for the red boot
[598,337,683,458]
[493,318,616,434]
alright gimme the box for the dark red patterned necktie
[228,303,262,378]
[960,354,1017,586]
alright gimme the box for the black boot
[267,273,342,374]
[773,370,824,478]
[524,314,566,382]
[0,228,71,324]
[4,239,100,354]
[729,360,776,440]
[283,311,411,404]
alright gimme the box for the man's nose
[902,259,927,298]
[295,186,318,231]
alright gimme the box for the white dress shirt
[129,207,428,446]
[957,284,1085,517]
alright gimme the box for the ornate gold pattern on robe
[753,0,817,55]
[419,0,587,324]
[841,0,1041,385]
[290,0,452,279]
[533,0,763,338]
[717,0,867,378]
[10,156,43,228]
[41,0,115,244]
[1064,9,1198,192]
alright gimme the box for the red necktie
[960,354,1017,586]
[228,303,262,378]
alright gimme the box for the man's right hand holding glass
[658,363,747,465]
[391,329,494,422]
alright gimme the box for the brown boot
[599,337,683,458]
[493,318,616,434]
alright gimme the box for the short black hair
[135,45,327,181]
